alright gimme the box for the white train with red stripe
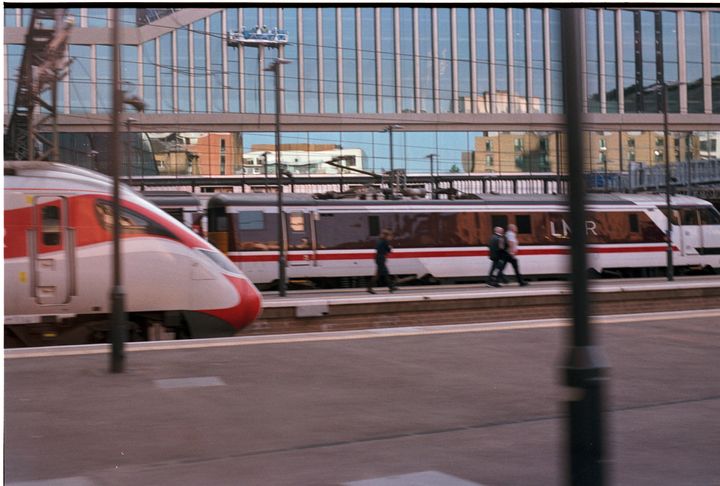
[206,192,720,287]
[4,161,262,347]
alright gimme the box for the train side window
[368,215,380,237]
[699,207,720,225]
[628,213,639,233]
[515,214,532,234]
[659,208,680,225]
[41,205,61,246]
[491,215,508,229]
[288,212,305,232]
[681,209,699,226]
[238,211,264,230]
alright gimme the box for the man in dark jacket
[367,229,397,294]
[487,226,507,287]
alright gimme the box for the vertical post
[561,9,607,486]
[266,58,290,297]
[389,126,395,193]
[663,83,674,281]
[110,9,126,373]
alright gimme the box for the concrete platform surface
[5,309,720,485]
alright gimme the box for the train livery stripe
[227,244,677,263]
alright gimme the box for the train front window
[681,209,699,226]
[196,248,239,274]
[95,200,177,240]
[699,207,720,224]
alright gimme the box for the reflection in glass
[457,9,472,114]
[283,8,300,113]
[438,9,452,113]
[640,11,657,113]
[302,8,319,113]
[548,9,563,113]
[177,28,191,112]
[192,22,207,113]
[380,8,396,113]
[530,9,545,114]
[243,8,260,113]
[585,9,600,112]
[685,12,704,113]
[710,13,720,113]
[342,8,358,113]
[604,10,618,113]
[69,45,91,113]
[159,33,173,113]
[322,8,339,113]
[494,8,509,113]
[661,11,679,113]
[621,11,637,113]
[209,12,224,113]
[96,45,112,113]
[263,8,279,113]
[418,8,433,113]
[512,8,527,113]
[399,7,415,113]
[475,9,490,113]
[360,8,377,113]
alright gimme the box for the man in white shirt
[501,224,528,286]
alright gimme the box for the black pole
[110,9,126,373]
[273,60,287,297]
[561,9,608,486]
[663,83,674,281]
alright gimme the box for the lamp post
[426,153,437,199]
[599,145,608,192]
[383,124,403,194]
[662,83,674,281]
[264,57,291,297]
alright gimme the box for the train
[203,192,720,288]
[4,161,263,347]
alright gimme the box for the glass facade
[4,7,719,180]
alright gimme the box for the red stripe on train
[228,245,676,263]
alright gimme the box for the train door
[678,207,702,256]
[32,197,75,305]
[285,210,316,267]
[699,206,720,254]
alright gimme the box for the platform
[5,308,720,485]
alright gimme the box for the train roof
[207,191,713,208]
[139,190,202,207]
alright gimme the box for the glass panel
[530,9,545,113]
[177,27,191,112]
[209,12,224,113]
[418,9,433,113]
[548,9,563,113]
[360,8,377,113]
[5,44,23,113]
[437,132,469,174]
[640,11,658,113]
[159,33,173,113]
[710,12,720,113]
[301,8,319,113]
[586,9,600,112]
[493,8,509,113]
[685,11,704,113]
[512,8,527,113]
[96,45,112,113]
[661,11,679,113]
[604,10,618,113]
[457,9,472,114]
[262,7,279,113]
[119,9,136,27]
[399,7,414,112]
[476,9,490,112]
[69,45,92,113]
[5,8,17,27]
[342,8,358,113]
[283,8,299,114]
[380,8,396,113]
[242,8,259,113]
[322,8,339,113]
[621,10,637,113]
[192,21,207,113]
[86,8,107,28]
[438,9,453,112]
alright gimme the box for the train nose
[200,274,263,331]
[232,276,263,328]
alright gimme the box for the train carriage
[206,192,720,287]
[4,161,262,347]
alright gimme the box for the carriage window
[659,208,680,225]
[368,215,380,237]
[238,211,264,230]
[288,212,305,232]
[95,200,176,239]
[699,207,720,224]
[491,215,508,229]
[42,205,61,246]
[628,213,639,233]
[515,214,532,234]
[681,209,699,225]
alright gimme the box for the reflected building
[3,7,720,181]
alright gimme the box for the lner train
[4,161,262,347]
[206,192,720,287]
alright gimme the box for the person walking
[501,223,528,286]
[367,229,397,294]
[487,226,506,287]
